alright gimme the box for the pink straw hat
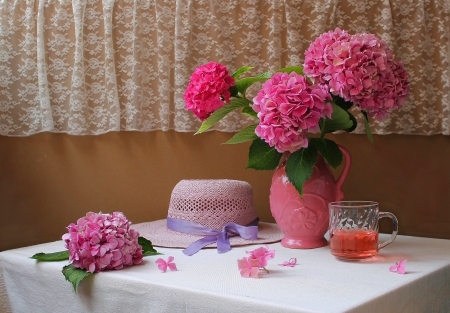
[133,179,283,255]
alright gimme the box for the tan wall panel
[1,131,449,251]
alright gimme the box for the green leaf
[195,98,249,134]
[345,111,357,133]
[30,250,70,262]
[246,138,283,170]
[332,95,353,111]
[138,236,161,256]
[362,111,374,143]
[276,66,304,75]
[309,138,343,169]
[224,124,258,144]
[231,66,254,79]
[241,106,258,119]
[256,72,272,78]
[62,264,92,294]
[320,102,354,136]
[229,85,239,97]
[235,77,270,96]
[285,146,318,197]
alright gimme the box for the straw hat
[133,179,283,254]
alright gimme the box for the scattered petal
[390,259,407,274]
[155,256,177,273]
[278,258,297,267]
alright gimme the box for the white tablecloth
[1,231,449,313]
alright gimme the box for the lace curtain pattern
[0,0,449,136]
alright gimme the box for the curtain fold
[0,0,449,136]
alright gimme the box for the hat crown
[168,179,257,230]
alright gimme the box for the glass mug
[329,201,398,260]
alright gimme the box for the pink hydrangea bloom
[184,62,235,121]
[303,28,352,85]
[62,212,143,273]
[246,245,276,268]
[237,257,260,278]
[252,71,332,153]
[303,28,410,121]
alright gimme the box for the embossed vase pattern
[269,146,351,249]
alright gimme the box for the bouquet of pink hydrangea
[303,28,410,121]
[185,28,410,195]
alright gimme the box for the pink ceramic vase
[269,146,351,249]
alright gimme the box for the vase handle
[335,145,351,201]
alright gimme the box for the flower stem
[319,118,326,138]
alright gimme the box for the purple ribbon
[166,217,259,256]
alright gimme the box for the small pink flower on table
[237,257,260,278]
[155,256,177,273]
[390,259,407,274]
[246,245,276,268]
[237,245,276,278]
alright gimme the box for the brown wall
[1,131,449,251]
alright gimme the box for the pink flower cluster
[237,245,275,278]
[184,62,235,121]
[252,72,332,153]
[62,212,143,273]
[303,28,410,120]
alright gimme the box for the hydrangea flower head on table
[62,211,143,273]
[31,212,159,293]
[185,28,410,195]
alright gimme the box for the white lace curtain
[0,0,449,136]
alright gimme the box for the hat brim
[132,219,284,249]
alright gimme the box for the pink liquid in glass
[330,229,378,259]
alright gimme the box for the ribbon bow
[166,217,259,256]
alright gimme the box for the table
[1,230,449,313]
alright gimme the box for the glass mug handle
[377,212,399,250]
